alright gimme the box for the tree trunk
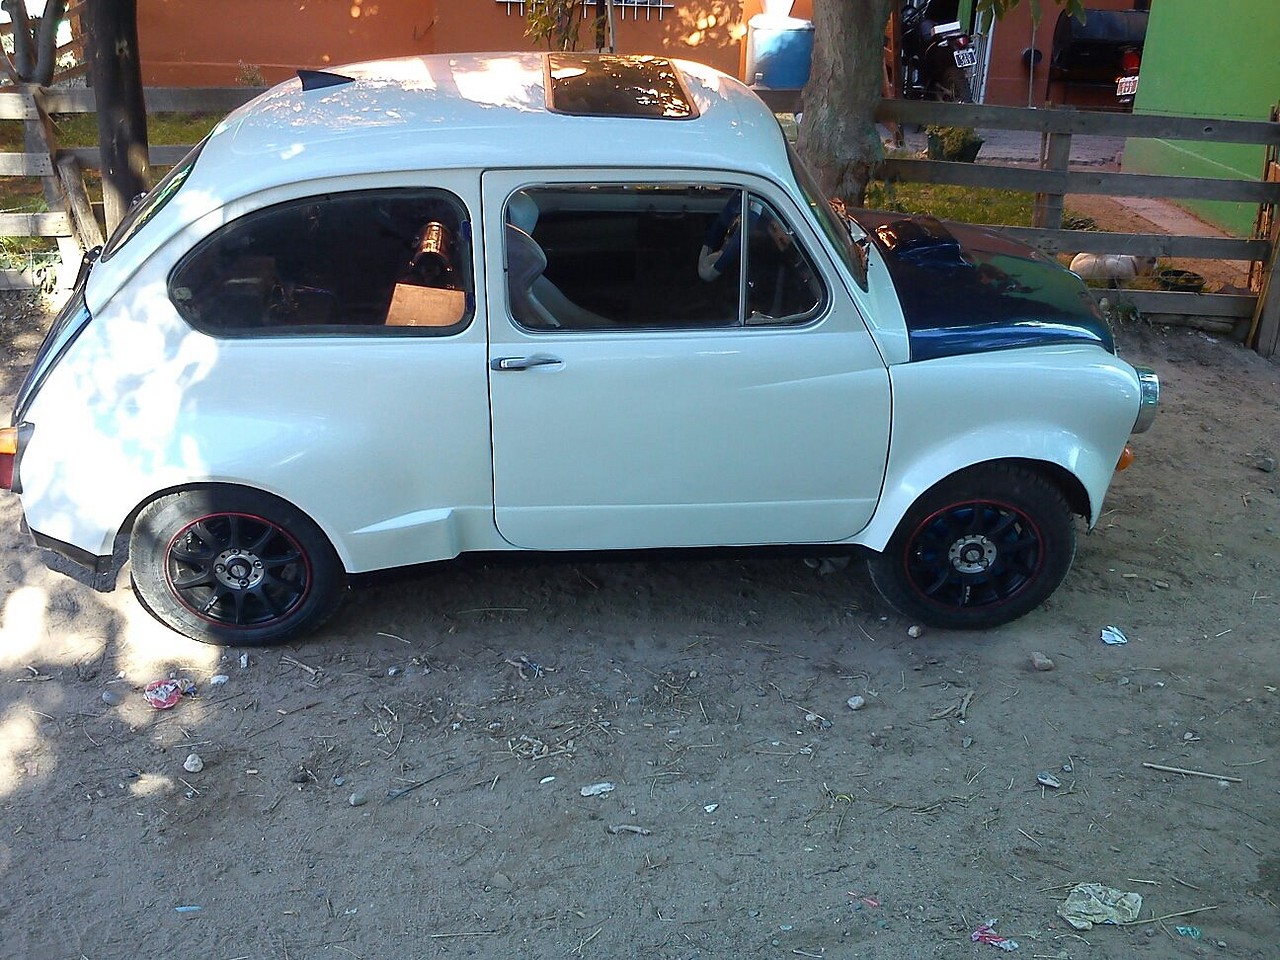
[86,0,150,232]
[798,0,895,206]
[2,0,35,79]
[33,0,68,86]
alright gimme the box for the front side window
[504,183,825,332]
[170,188,472,336]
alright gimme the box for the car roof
[195,53,792,197]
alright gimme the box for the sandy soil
[1,280,1278,959]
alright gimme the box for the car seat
[504,192,611,329]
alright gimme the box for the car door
[483,170,891,551]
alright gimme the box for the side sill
[30,530,119,592]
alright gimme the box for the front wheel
[867,464,1076,630]
[129,487,346,645]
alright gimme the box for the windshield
[101,139,206,260]
[787,143,868,290]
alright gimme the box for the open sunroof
[546,55,698,120]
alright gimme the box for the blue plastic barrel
[745,14,815,89]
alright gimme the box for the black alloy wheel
[130,488,345,645]
[867,464,1076,629]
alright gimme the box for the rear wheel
[867,464,1076,629]
[931,65,973,103]
[129,487,345,645]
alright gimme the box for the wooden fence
[871,98,1280,355]
[3,84,1280,357]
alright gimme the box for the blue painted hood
[860,212,1115,362]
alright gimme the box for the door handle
[490,355,563,371]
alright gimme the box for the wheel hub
[948,534,997,575]
[213,548,265,590]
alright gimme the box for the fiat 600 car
[1,53,1158,645]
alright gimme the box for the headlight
[1131,366,1159,434]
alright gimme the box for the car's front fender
[852,345,1144,552]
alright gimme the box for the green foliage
[235,62,267,87]
[924,125,984,162]
[525,1,588,51]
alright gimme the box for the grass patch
[864,180,1037,228]
[0,112,220,272]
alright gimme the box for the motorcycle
[1115,43,1141,106]
[899,0,977,102]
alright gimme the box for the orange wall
[137,0,815,87]
[982,0,1138,107]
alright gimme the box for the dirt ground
[1,233,1279,960]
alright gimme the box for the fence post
[26,84,83,288]
[1249,167,1280,357]
[1032,120,1071,230]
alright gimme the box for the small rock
[1254,456,1276,473]
[1036,771,1062,789]
[580,782,615,797]
[846,695,866,711]
[962,736,974,748]
[907,624,923,638]
[209,674,229,686]
[490,871,513,891]
[1153,579,1171,590]
[348,791,368,807]
[101,689,123,706]
[290,769,310,783]
[183,753,204,773]
[1029,651,1055,672]
[332,776,346,787]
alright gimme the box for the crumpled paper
[1057,882,1143,930]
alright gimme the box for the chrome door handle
[490,355,563,371]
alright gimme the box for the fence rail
[0,85,1277,355]
[872,98,1280,352]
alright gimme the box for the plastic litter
[1036,771,1062,789]
[209,674,229,686]
[1101,625,1128,645]
[1057,882,1142,930]
[970,919,1019,951]
[143,679,184,709]
[1175,926,1202,939]
[580,782,615,797]
[174,905,202,914]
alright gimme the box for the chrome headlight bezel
[1132,366,1159,434]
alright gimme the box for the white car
[0,53,1158,645]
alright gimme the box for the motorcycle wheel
[930,65,972,103]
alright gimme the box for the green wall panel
[1122,0,1280,235]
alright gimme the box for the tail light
[0,426,16,491]
[955,34,970,47]
[1120,48,1141,73]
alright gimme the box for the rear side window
[170,188,472,336]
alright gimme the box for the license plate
[953,48,978,69]
[1116,75,1139,97]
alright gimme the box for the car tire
[129,487,346,646]
[867,463,1076,630]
